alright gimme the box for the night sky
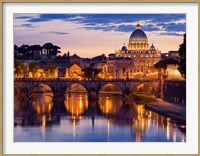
[14,14,186,57]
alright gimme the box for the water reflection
[31,84,54,115]
[64,84,89,116]
[64,93,88,116]
[99,84,122,115]
[134,84,157,96]
[107,119,110,141]
[130,105,186,142]
[32,93,53,115]
[99,94,122,114]
[14,87,21,114]
[14,91,186,142]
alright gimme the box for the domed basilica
[113,23,161,79]
[116,23,161,58]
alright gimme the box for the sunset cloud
[14,14,186,57]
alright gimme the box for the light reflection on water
[65,92,88,116]
[14,91,186,142]
[32,93,53,114]
[99,93,122,114]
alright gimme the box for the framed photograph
[0,0,199,155]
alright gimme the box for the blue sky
[14,14,186,57]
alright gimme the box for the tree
[154,58,179,70]
[14,44,18,51]
[50,45,61,56]
[62,53,67,59]
[42,43,53,56]
[28,45,42,59]
[43,60,57,77]
[14,59,27,77]
[82,67,101,79]
[18,44,29,59]
[29,62,40,77]
[178,33,186,79]
[42,43,61,57]
[14,44,19,58]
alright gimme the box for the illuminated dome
[121,44,128,51]
[129,24,148,44]
[150,43,155,51]
[128,23,149,51]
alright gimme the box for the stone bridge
[14,78,161,101]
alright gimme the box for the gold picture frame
[0,0,199,155]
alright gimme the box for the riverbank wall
[163,80,186,105]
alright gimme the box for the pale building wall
[166,64,183,80]
[69,64,82,79]
[107,59,135,79]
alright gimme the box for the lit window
[123,68,126,73]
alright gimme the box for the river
[14,91,186,142]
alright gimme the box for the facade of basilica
[107,23,161,79]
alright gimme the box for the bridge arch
[28,83,54,97]
[132,82,158,96]
[65,83,89,93]
[98,83,123,115]
[98,82,123,94]
[64,83,89,116]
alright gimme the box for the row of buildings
[14,23,183,80]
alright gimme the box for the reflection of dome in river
[129,23,148,45]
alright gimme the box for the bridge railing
[14,77,160,82]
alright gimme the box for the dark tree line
[82,67,101,79]
[14,59,57,77]
[178,33,186,79]
[14,42,62,60]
